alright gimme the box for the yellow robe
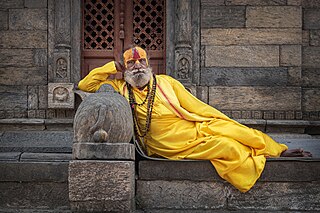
[78,61,288,192]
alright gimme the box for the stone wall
[0,0,319,121]
[0,0,78,120]
[200,0,320,120]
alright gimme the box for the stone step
[137,158,320,212]
[0,159,70,212]
[0,130,73,153]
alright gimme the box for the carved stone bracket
[48,83,74,109]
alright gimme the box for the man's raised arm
[78,61,123,93]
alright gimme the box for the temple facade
[0,0,319,122]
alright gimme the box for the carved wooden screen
[82,0,166,78]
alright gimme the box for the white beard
[124,67,153,89]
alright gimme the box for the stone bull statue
[73,84,133,143]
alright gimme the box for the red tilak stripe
[157,84,185,119]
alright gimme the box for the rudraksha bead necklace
[127,74,157,138]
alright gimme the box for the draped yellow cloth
[78,61,288,192]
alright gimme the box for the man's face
[123,47,152,89]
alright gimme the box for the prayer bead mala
[127,74,157,138]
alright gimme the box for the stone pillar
[47,0,75,110]
[69,85,135,212]
[166,0,200,86]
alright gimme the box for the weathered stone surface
[139,159,320,182]
[302,88,320,111]
[208,86,301,110]
[0,49,35,67]
[139,161,220,181]
[0,162,68,182]
[201,6,245,28]
[228,182,320,211]
[9,9,47,30]
[0,152,21,161]
[73,143,135,160]
[302,29,310,46]
[0,130,73,152]
[0,10,8,30]
[0,182,69,210]
[200,67,287,86]
[287,0,302,5]
[33,49,47,67]
[0,67,47,86]
[201,0,225,6]
[266,120,309,133]
[196,86,208,103]
[280,45,302,66]
[304,9,320,29]
[136,180,227,210]
[288,67,302,86]
[226,0,286,5]
[25,0,47,8]
[28,86,38,109]
[302,68,320,86]
[302,46,320,68]
[0,30,47,48]
[310,30,320,46]
[201,28,302,45]
[205,46,279,67]
[246,6,302,28]
[48,83,74,109]
[302,0,320,8]
[69,160,135,212]
[38,85,48,109]
[0,0,24,8]
[0,85,27,109]
[20,153,72,162]
[74,85,133,143]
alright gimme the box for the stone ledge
[139,158,320,182]
[0,162,68,182]
[20,153,72,162]
[0,130,73,153]
[73,143,135,160]
[0,119,73,131]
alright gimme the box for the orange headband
[123,47,149,67]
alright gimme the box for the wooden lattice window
[83,0,115,50]
[81,0,166,77]
[133,0,165,50]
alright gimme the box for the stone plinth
[69,143,135,212]
[69,160,135,213]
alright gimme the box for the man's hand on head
[115,61,124,73]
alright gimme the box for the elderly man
[78,46,311,192]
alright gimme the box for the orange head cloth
[123,46,149,67]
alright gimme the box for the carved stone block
[0,10,8,30]
[9,9,47,30]
[303,9,320,29]
[280,45,302,66]
[48,83,74,109]
[69,160,135,212]
[53,49,70,82]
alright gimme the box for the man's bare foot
[281,148,312,157]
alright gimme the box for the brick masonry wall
[200,0,320,120]
[0,0,74,119]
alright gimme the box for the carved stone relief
[53,49,70,82]
[48,83,74,109]
[175,46,193,84]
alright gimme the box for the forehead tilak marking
[132,48,141,60]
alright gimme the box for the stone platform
[0,119,320,212]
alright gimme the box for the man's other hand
[115,61,124,73]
